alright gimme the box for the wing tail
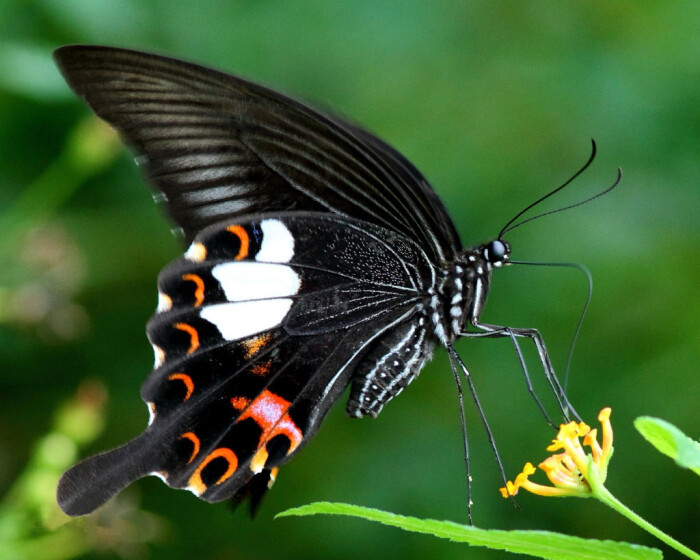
[57,432,154,516]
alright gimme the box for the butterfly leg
[447,345,519,522]
[460,323,580,425]
[446,347,473,524]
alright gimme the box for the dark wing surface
[54,45,461,262]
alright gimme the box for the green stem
[594,484,699,559]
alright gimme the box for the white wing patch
[211,262,300,301]
[256,219,295,263]
[200,299,293,341]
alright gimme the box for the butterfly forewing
[53,45,460,262]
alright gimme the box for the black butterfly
[54,46,583,517]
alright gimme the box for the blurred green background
[0,1,697,559]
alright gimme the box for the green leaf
[277,502,661,560]
[635,416,700,476]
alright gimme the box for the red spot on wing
[226,224,250,260]
[174,323,199,354]
[168,373,194,400]
[182,273,205,307]
[230,396,251,411]
[239,389,303,453]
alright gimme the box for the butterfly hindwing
[57,212,436,515]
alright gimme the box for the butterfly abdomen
[347,314,435,418]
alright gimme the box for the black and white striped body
[347,243,506,417]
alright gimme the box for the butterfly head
[483,239,511,268]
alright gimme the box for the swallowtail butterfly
[54,45,577,517]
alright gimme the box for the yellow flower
[500,408,613,498]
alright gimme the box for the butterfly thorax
[432,240,511,345]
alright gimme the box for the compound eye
[485,240,509,264]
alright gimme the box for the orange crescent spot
[250,447,269,474]
[179,431,200,464]
[188,447,239,495]
[174,323,200,354]
[230,396,251,411]
[268,467,279,488]
[226,224,250,260]
[271,414,304,454]
[238,389,303,454]
[243,333,271,359]
[168,373,194,401]
[182,273,205,307]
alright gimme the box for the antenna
[499,140,621,238]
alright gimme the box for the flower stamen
[500,408,613,499]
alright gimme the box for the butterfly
[54,45,581,517]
